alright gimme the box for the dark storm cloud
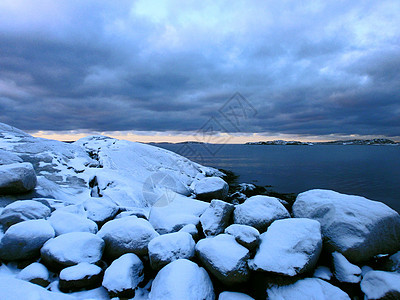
[0,0,399,138]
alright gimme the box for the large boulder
[194,177,229,201]
[97,216,159,259]
[332,251,361,283]
[48,211,98,236]
[361,270,400,300]
[17,262,50,287]
[200,200,234,236]
[83,197,119,225]
[0,162,37,195]
[0,219,55,261]
[0,200,51,229]
[266,278,350,300]
[148,231,195,270]
[292,189,400,262]
[102,253,144,298]
[196,234,250,285]
[41,232,104,268]
[149,259,215,300]
[249,218,322,276]
[59,262,103,292]
[233,195,290,232]
[225,224,260,250]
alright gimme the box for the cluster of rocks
[1,148,400,299]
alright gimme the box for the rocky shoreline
[0,122,400,300]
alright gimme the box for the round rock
[0,219,55,261]
[97,216,159,259]
[149,259,215,300]
[224,224,260,250]
[0,162,37,195]
[194,177,229,201]
[59,262,103,292]
[41,232,104,268]
[233,195,290,232]
[148,231,195,270]
[196,234,250,285]
[48,211,98,236]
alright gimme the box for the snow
[361,270,400,299]
[224,224,260,250]
[218,291,254,300]
[41,232,104,267]
[200,200,234,236]
[179,223,199,239]
[387,250,400,272]
[0,277,75,300]
[17,262,50,283]
[102,253,144,294]
[0,200,51,228]
[97,216,159,258]
[267,278,350,300]
[292,189,400,262]
[60,262,102,281]
[248,218,322,276]
[0,162,37,194]
[233,195,290,232]
[49,211,98,235]
[0,219,55,260]
[148,231,195,270]
[332,251,361,283]
[149,259,215,300]
[313,266,333,281]
[196,234,250,285]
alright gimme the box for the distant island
[246,138,399,146]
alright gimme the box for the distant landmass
[246,138,399,146]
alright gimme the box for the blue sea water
[156,144,400,212]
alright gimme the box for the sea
[155,143,400,213]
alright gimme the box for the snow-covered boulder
[200,200,234,236]
[218,291,254,300]
[233,195,290,232]
[0,219,54,261]
[41,232,104,268]
[0,162,37,195]
[17,262,50,287]
[115,207,149,220]
[102,253,144,298]
[292,189,400,262]
[0,200,51,229]
[313,266,333,281]
[148,231,195,270]
[266,278,350,300]
[59,262,103,292]
[224,224,260,250]
[48,211,98,235]
[149,195,208,234]
[83,197,119,225]
[196,234,250,285]
[97,216,159,259]
[0,277,75,300]
[361,270,400,300]
[249,218,322,276]
[332,252,362,283]
[0,149,22,165]
[179,223,199,240]
[149,259,215,300]
[194,177,229,201]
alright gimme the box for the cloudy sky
[0,0,399,142]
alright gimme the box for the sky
[0,0,399,143]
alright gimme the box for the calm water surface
[156,144,400,212]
